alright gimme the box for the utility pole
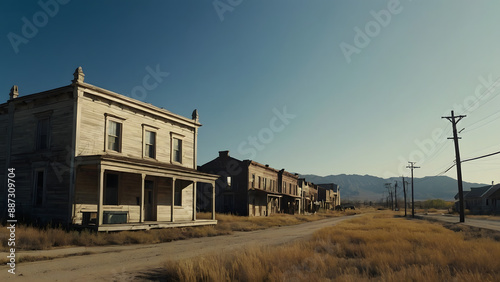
[394,180,398,211]
[402,176,407,216]
[442,110,466,223]
[384,183,392,210]
[406,162,420,218]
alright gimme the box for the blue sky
[2,0,500,184]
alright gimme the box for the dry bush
[162,213,500,281]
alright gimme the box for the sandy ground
[0,215,358,281]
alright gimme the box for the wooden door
[144,180,155,221]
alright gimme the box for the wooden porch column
[139,173,146,223]
[211,181,216,220]
[97,165,104,227]
[278,197,281,213]
[171,178,176,222]
[192,181,197,221]
[266,195,269,217]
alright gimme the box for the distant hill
[299,174,487,201]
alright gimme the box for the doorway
[144,180,155,221]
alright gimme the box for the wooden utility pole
[442,110,466,223]
[394,180,398,210]
[407,162,420,218]
[402,176,407,216]
[384,183,392,210]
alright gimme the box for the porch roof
[76,154,219,182]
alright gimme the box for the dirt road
[419,214,500,232]
[0,215,358,281]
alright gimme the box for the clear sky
[2,0,500,184]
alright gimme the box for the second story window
[36,118,50,150]
[173,138,182,163]
[107,121,122,152]
[145,130,156,158]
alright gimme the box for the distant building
[0,67,219,231]
[455,184,500,214]
[198,151,301,216]
[298,179,318,213]
[278,169,300,215]
[317,183,341,208]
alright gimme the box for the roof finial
[192,109,199,122]
[9,85,19,100]
[72,66,85,84]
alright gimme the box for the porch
[97,219,218,232]
[73,155,219,231]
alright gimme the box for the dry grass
[0,209,356,251]
[162,213,500,281]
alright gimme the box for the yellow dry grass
[0,209,356,251]
[163,213,500,281]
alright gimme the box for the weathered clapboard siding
[1,89,75,223]
[248,191,267,217]
[176,181,194,221]
[247,162,280,216]
[156,177,172,221]
[77,92,195,169]
[0,112,8,206]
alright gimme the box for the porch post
[278,197,281,213]
[192,181,197,221]
[140,173,145,222]
[171,178,176,222]
[266,195,269,216]
[212,181,216,220]
[97,165,104,227]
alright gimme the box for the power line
[461,76,500,114]
[462,109,500,134]
[461,150,500,163]
[419,149,500,180]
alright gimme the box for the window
[33,169,45,206]
[36,118,50,150]
[107,121,122,152]
[145,130,156,158]
[258,176,261,188]
[104,174,119,205]
[173,138,182,163]
[252,174,255,188]
[174,181,182,206]
[227,176,232,187]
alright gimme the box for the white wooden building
[0,67,218,231]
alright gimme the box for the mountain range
[299,174,488,201]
